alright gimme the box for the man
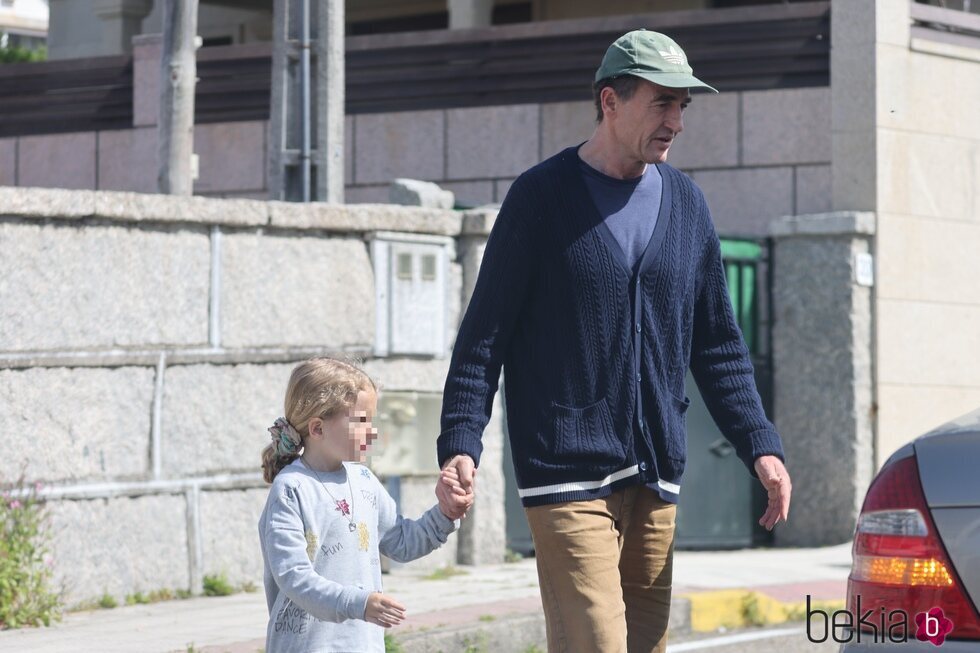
[436,30,792,653]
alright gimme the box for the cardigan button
[639,462,648,472]
[635,323,641,333]
[636,373,641,382]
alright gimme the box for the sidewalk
[0,543,852,653]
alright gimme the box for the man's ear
[601,86,618,119]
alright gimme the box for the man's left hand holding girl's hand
[436,466,474,520]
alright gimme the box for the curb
[395,613,546,653]
[392,597,693,653]
[682,589,846,632]
[390,591,846,652]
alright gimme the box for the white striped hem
[517,466,681,499]
[657,479,680,494]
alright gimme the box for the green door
[674,238,770,548]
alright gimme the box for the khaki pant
[525,485,676,653]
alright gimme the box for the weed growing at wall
[0,480,61,628]
[202,573,235,597]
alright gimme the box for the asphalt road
[668,623,841,653]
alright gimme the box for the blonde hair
[261,356,378,483]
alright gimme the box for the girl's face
[312,388,379,465]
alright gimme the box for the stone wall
[0,188,504,605]
[348,87,831,239]
[770,212,876,546]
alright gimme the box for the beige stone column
[94,0,154,56]
[449,0,493,29]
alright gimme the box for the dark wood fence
[0,1,830,138]
[0,56,133,138]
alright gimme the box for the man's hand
[364,592,406,628]
[754,455,791,531]
[436,466,473,519]
[436,454,477,519]
[442,454,477,492]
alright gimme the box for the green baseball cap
[595,29,718,93]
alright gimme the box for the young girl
[258,357,470,653]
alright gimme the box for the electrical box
[369,232,454,358]
[370,391,443,476]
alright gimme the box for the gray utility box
[369,231,454,358]
[371,391,443,477]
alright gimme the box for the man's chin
[645,145,671,164]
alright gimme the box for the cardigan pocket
[551,396,626,466]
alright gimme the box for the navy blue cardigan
[437,146,785,507]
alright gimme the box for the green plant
[740,592,766,627]
[478,614,495,622]
[147,588,174,603]
[98,593,118,609]
[383,632,404,653]
[422,566,469,581]
[239,580,258,593]
[0,45,46,64]
[0,479,62,628]
[461,631,489,653]
[125,591,149,605]
[202,573,235,597]
[176,588,193,600]
[504,548,524,563]
[522,646,545,653]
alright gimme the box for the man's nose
[665,106,684,134]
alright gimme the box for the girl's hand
[364,592,406,628]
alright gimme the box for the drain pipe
[300,0,312,202]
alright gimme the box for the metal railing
[911,1,980,49]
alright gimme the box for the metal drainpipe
[300,0,312,202]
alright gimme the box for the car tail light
[847,455,980,640]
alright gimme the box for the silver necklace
[303,456,357,533]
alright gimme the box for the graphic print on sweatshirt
[274,599,312,635]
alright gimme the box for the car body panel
[916,430,980,509]
[931,507,980,614]
[843,408,980,653]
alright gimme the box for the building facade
[1,2,979,589]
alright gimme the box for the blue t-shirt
[578,156,663,273]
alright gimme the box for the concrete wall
[0,87,832,238]
[832,0,980,468]
[0,187,504,605]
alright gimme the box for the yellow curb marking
[680,590,845,632]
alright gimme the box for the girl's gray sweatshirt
[258,459,457,653]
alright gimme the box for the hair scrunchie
[268,417,302,456]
